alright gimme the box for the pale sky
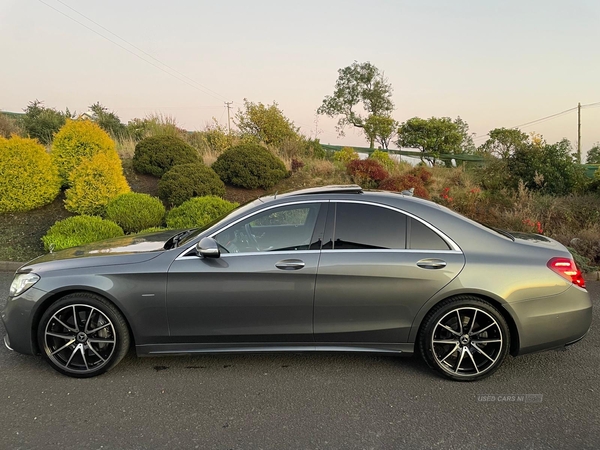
[1,0,599,156]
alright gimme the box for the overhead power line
[473,105,581,141]
[511,106,577,129]
[38,0,229,103]
[581,101,600,108]
[113,106,224,110]
[53,0,228,102]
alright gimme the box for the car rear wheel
[419,296,510,381]
[37,293,130,378]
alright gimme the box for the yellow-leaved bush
[333,146,359,163]
[0,136,61,213]
[52,119,116,185]
[64,150,130,215]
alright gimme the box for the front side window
[214,203,322,253]
[331,203,407,250]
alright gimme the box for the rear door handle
[275,259,305,270]
[416,258,447,269]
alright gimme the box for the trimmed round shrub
[379,175,430,199]
[212,143,288,189]
[158,163,225,206]
[133,135,199,177]
[105,193,165,233]
[333,146,359,163]
[346,159,389,188]
[138,227,172,234]
[166,196,239,229]
[0,136,61,213]
[52,119,116,185]
[369,150,396,172]
[42,215,124,251]
[64,151,131,215]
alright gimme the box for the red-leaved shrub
[291,157,304,172]
[346,159,389,188]
[379,174,431,199]
[409,166,433,185]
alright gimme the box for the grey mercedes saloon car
[2,185,592,380]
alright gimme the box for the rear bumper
[506,285,592,355]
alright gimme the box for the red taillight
[547,257,586,289]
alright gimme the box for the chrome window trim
[320,249,462,254]
[178,250,320,260]
[176,200,328,259]
[175,198,462,260]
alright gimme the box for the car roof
[278,184,363,197]
[273,185,435,208]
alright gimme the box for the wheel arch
[31,288,136,355]
[412,292,520,356]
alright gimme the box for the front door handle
[416,258,447,269]
[275,259,305,270]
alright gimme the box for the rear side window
[409,218,450,250]
[332,203,406,249]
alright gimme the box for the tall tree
[235,99,300,146]
[586,143,600,164]
[396,116,473,166]
[478,127,529,159]
[21,100,67,145]
[89,102,126,137]
[508,138,585,195]
[363,115,397,149]
[317,61,394,148]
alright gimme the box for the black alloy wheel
[419,296,510,381]
[38,293,130,378]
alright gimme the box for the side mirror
[196,237,220,258]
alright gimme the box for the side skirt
[136,342,415,357]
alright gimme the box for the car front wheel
[419,296,510,381]
[37,293,130,378]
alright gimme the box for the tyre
[37,293,130,378]
[419,296,510,381]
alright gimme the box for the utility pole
[577,102,581,164]
[225,101,233,134]
[313,113,321,139]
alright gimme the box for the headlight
[9,273,40,297]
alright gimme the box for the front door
[166,201,327,343]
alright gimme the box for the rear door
[314,201,465,343]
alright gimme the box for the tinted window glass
[214,203,321,253]
[250,207,310,226]
[409,218,450,250]
[333,203,406,249]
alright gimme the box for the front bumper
[4,334,13,351]
[1,287,47,356]
[506,285,592,355]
